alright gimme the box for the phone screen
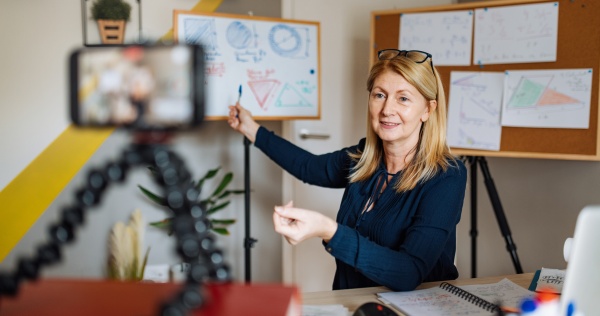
[69,44,204,129]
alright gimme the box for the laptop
[560,205,600,315]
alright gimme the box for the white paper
[502,69,593,128]
[473,2,559,65]
[302,304,349,316]
[447,71,504,151]
[399,10,473,66]
[377,278,533,316]
[536,268,565,294]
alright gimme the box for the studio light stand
[243,136,257,282]
[0,139,231,315]
[466,156,523,278]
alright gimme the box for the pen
[237,84,242,103]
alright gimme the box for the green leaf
[211,172,233,197]
[211,218,236,225]
[138,185,167,206]
[211,227,230,235]
[149,218,172,229]
[196,167,221,191]
[207,201,231,215]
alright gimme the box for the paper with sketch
[447,71,504,151]
[535,268,565,294]
[501,68,593,128]
[473,2,558,65]
[377,278,533,316]
[399,10,473,66]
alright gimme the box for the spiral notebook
[377,278,533,316]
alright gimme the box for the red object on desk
[0,278,301,316]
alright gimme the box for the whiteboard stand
[467,156,523,277]
[243,136,257,282]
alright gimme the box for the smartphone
[69,44,204,130]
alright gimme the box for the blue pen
[237,84,242,103]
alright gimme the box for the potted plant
[90,0,132,44]
[138,166,244,236]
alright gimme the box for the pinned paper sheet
[501,69,593,129]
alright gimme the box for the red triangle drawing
[248,79,281,110]
[537,88,580,106]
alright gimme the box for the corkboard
[371,0,600,160]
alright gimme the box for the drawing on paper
[399,10,473,66]
[501,69,592,129]
[447,72,504,151]
[506,75,583,111]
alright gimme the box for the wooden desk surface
[302,272,535,313]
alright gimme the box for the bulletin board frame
[371,0,600,160]
[174,10,321,121]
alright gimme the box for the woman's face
[368,70,434,147]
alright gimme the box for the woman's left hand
[272,201,338,245]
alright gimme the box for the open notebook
[560,205,600,315]
[377,278,533,316]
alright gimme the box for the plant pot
[97,19,126,44]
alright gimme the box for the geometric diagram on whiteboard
[183,18,221,60]
[248,79,281,111]
[507,76,583,111]
[268,24,311,58]
[227,21,266,63]
[226,21,255,49]
[275,83,313,108]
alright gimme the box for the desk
[302,272,534,313]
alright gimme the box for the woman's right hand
[228,102,260,143]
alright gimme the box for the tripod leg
[469,157,478,278]
[478,157,523,274]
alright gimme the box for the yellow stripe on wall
[0,126,114,261]
[0,0,223,262]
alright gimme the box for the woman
[227,49,467,291]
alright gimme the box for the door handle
[299,129,330,140]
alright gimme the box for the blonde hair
[348,55,456,192]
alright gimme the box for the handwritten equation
[399,10,473,66]
[473,2,559,65]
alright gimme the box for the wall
[0,0,284,284]
[0,0,597,291]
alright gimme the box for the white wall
[0,0,284,284]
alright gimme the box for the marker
[237,84,242,103]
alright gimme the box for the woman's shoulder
[434,157,467,181]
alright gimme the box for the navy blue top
[254,126,467,291]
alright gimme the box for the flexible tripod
[466,156,523,278]
[0,139,231,315]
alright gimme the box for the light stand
[243,136,257,282]
[466,156,523,277]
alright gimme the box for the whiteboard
[174,11,321,120]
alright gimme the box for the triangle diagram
[537,88,580,106]
[275,83,312,107]
[248,79,281,110]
